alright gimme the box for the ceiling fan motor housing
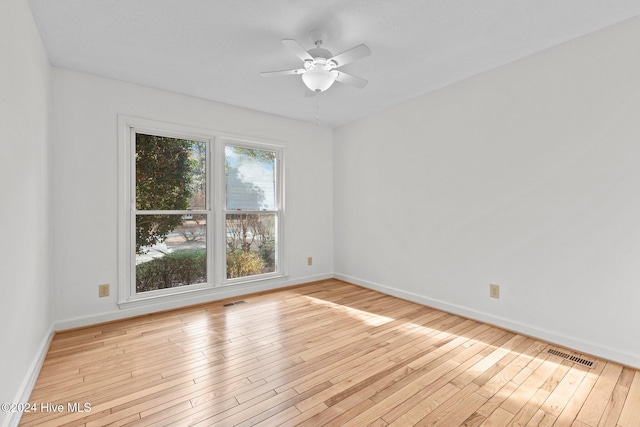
[308,47,333,60]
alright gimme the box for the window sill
[118,274,289,310]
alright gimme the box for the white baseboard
[2,325,54,427]
[334,273,640,369]
[54,273,334,331]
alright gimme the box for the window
[118,117,284,306]
[134,134,208,293]
[225,145,279,280]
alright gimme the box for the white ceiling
[28,0,640,128]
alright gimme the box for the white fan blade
[260,69,305,77]
[329,44,371,67]
[335,72,368,89]
[281,39,313,61]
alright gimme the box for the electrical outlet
[99,284,110,298]
[307,256,313,266]
[489,284,500,299]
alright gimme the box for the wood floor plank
[509,387,552,426]
[276,402,328,427]
[385,383,460,426]
[552,360,606,427]
[539,363,589,417]
[476,339,546,401]
[576,362,623,426]
[477,406,513,426]
[526,409,556,427]
[17,280,640,427]
[618,371,640,427]
[499,352,558,415]
[413,383,485,427]
[597,383,629,427]
[299,397,376,427]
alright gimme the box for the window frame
[221,138,285,286]
[118,116,286,308]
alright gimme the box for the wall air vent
[546,347,595,368]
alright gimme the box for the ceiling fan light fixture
[302,69,339,92]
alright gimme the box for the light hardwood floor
[20,279,640,426]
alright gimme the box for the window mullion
[213,138,226,286]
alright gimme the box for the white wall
[51,69,334,328]
[0,0,52,425]
[333,16,640,368]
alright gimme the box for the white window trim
[117,115,286,309]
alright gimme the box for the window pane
[136,134,206,211]
[136,214,207,292]
[225,145,275,210]
[226,213,276,279]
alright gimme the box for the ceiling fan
[260,29,371,93]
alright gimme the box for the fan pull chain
[315,92,320,127]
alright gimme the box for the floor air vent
[223,300,246,307]
[546,348,595,368]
